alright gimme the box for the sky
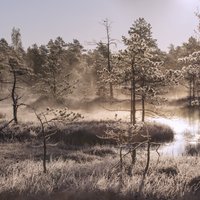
[0,0,200,52]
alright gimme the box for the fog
[1,85,200,156]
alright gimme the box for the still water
[2,96,200,156]
[82,106,200,156]
[151,107,200,156]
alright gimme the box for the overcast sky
[0,0,200,51]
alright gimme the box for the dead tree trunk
[10,59,18,124]
[103,19,114,100]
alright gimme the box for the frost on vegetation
[104,121,144,145]
[1,155,200,199]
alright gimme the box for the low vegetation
[185,144,200,156]
[0,143,200,200]
[0,120,176,199]
[0,120,174,144]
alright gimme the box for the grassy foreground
[0,143,200,200]
[0,120,176,199]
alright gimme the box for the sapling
[33,107,83,173]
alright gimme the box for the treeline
[1,17,200,123]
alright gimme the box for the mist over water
[1,87,200,156]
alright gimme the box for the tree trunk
[130,83,133,123]
[189,79,192,106]
[142,95,145,122]
[109,82,113,99]
[131,64,136,125]
[107,38,112,99]
[119,146,123,190]
[36,113,47,173]
[139,140,151,194]
[128,146,137,176]
[105,19,114,100]
[42,124,47,173]
[53,73,57,99]
[130,64,137,173]
[144,141,151,177]
[131,147,136,165]
[11,63,18,124]
[13,104,18,124]
[192,76,195,100]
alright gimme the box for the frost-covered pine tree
[120,18,165,123]
[179,51,200,106]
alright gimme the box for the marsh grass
[146,122,174,142]
[0,143,200,200]
[0,121,176,199]
[0,121,174,145]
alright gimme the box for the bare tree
[101,19,116,99]
[32,107,83,173]
[8,57,29,123]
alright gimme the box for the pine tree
[34,37,75,100]
[120,18,156,123]
[179,51,200,106]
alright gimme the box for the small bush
[188,176,200,194]
[0,112,5,119]
[158,166,178,176]
[0,122,39,142]
[185,144,200,156]
[83,146,116,157]
[147,123,174,143]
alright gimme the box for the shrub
[83,146,116,157]
[188,176,200,194]
[146,123,174,143]
[185,144,200,156]
[158,166,178,176]
[0,112,5,119]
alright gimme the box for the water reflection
[81,105,200,156]
[151,107,200,156]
